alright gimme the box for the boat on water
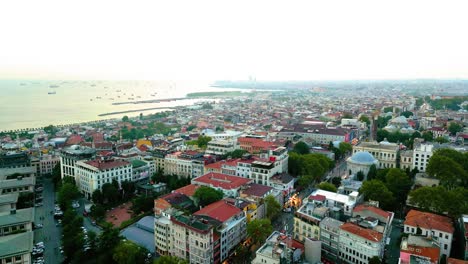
[90,99,93,101]
[48,91,56,95]
[96,96,102,99]
[49,85,59,88]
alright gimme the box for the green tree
[154,256,188,264]
[369,256,381,264]
[222,149,248,159]
[193,186,224,207]
[246,219,273,246]
[331,177,342,187]
[122,116,129,122]
[316,182,337,192]
[62,210,85,261]
[121,180,136,199]
[342,113,353,119]
[427,155,467,189]
[196,135,212,148]
[367,164,377,180]
[422,131,433,142]
[385,169,412,205]
[401,111,414,118]
[187,125,197,131]
[448,122,463,135]
[98,224,122,262]
[433,148,468,171]
[52,163,62,187]
[265,195,281,220]
[102,183,120,204]
[113,240,148,264]
[131,196,155,215]
[92,189,104,205]
[359,115,370,125]
[293,141,310,155]
[360,180,395,210]
[58,183,80,210]
[297,174,314,188]
[435,136,449,143]
[90,204,106,221]
[339,142,352,156]
[356,171,365,181]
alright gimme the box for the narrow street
[33,177,63,264]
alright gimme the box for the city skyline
[1,0,468,81]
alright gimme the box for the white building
[205,139,237,155]
[338,222,384,264]
[74,159,132,199]
[309,189,360,216]
[353,141,399,169]
[253,231,303,264]
[346,151,378,179]
[412,144,434,172]
[404,209,454,257]
[60,145,95,179]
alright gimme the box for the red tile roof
[174,184,199,197]
[194,200,242,223]
[310,195,326,202]
[340,222,383,242]
[193,172,252,190]
[241,183,273,197]
[353,204,392,220]
[404,209,454,234]
[84,159,130,170]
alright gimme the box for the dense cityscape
[0,82,467,264]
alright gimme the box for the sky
[1,0,468,81]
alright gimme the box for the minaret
[119,131,122,143]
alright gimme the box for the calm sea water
[0,80,237,131]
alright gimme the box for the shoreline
[98,106,176,116]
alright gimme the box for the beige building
[0,167,36,195]
[400,150,413,170]
[353,141,399,169]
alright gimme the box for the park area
[105,202,133,227]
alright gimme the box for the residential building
[194,200,247,262]
[74,158,132,199]
[400,150,413,170]
[252,231,304,264]
[0,152,31,169]
[60,145,96,179]
[404,209,454,257]
[309,189,360,217]
[320,217,344,262]
[0,167,36,195]
[277,123,357,145]
[205,139,237,156]
[192,172,252,198]
[351,204,394,240]
[399,235,440,264]
[39,154,60,176]
[413,143,434,172]
[353,141,399,169]
[164,151,204,179]
[294,194,330,242]
[338,222,384,264]
[237,137,276,153]
[461,215,468,260]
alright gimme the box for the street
[76,197,102,234]
[33,177,63,264]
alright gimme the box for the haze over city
[2,0,468,81]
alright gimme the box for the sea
[0,80,241,131]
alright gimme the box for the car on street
[35,203,43,207]
[34,223,43,229]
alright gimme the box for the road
[76,197,102,234]
[33,177,63,264]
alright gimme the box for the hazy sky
[1,0,468,81]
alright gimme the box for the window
[444,244,448,250]
[445,234,448,239]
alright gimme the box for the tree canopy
[293,141,310,155]
[193,186,224,207]
[247,219,273,246]
[154,256,189,264]
[359,180,395,210]
[427,155,467,189]
[265,195,281,220]
[113,240,148,264]
[409,186,468,217]
[316,182,337,192]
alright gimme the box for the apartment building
[192,172,252,198]
[338,222,384,264]
[0,193,34,264]
[399,235,440,264]
[320,217,344,262]
[412,144,434,172]
[39,154,60,176]
[164,151,204,179]
[74,158,132,199]
[404,209,454,257]
[0,167,36,195]
[294,195,330,242]
[253,231,304,264]
[400,150,413,170]
[205,139,237,156]
[60,145,96,179]
[353,141,399,169]
[309,189,360,217]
